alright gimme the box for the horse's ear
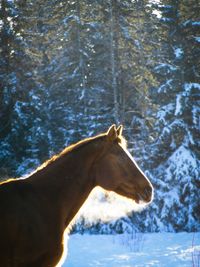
[107,124,117,141]
[116,125,123,136]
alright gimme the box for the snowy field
[64,232,200,267]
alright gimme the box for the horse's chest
[12,210,63,263]
[15,230,64,266]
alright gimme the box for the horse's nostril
[147,186,152,194]
[144,186,153,199]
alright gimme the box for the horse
[0,125,153,267]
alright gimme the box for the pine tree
[140,0,200,231]
[0,0,33,176]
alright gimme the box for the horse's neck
[28,144,97,227]
[58,151,96,226]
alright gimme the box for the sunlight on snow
[65,233,200,267]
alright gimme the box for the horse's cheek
[96,164,118,191]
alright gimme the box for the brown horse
[0,125,153,267]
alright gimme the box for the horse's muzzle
[143,185,153,203]
[136,186,153,204]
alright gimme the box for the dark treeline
[0,0,199,232]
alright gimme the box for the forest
[0,0,200,233]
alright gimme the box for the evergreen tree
[0,0,199,231]
[139,0,200,231]
[0,0,33,176]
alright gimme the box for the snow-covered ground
[63,232,200,267]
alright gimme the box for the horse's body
[0,125,153,267]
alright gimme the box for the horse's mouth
[135,187,153,204]
[115,184,153,204]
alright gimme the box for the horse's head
[94,125,153,204]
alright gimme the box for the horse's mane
[35,133,104,172]
[36,132,127,173]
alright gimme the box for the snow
[63,15,80,25]
[153,143,200,232]
[63,232,200,267]
[192,22,200,26]
[175,94,182,115]
[192,105,200,126]
[149,0,161,2]
[121,25,132,40]
[160,18,173,23]
[152,10,162,18]
[155,64,177,72]
[157,103,174,124]
[166,145,198,178]
[174,47,184,59]
[14,101,29,119]
[183,20,200,27]
[0,19,3,29]
[194,37,200,43]
[184,82,200,91]
[158,79,173,93]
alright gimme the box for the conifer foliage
[0,0,199,232]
